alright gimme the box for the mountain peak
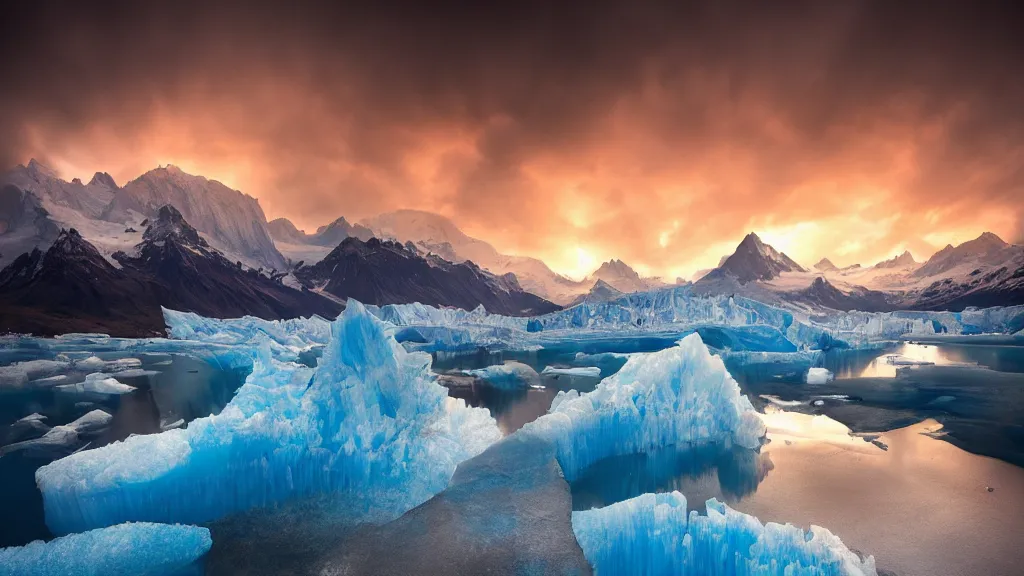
[142,205,209,248]
[26,158,58,178]
[703,232,806,284]
[589,259,649,293]
[88,172,118,188]
[874,250,917,269]
[814,258,838,272]
[48,228,105,261]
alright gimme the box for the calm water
[2,338,1023,576]
[449,340,1024,576]
[0,351,248,547]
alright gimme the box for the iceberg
[0,522,211,576]
[36,301,501,535]
[805,367,835,384]
[541,366,602,378]
[56,373,136,395]
[572,491,877,576]
[523,333,765,480]
[465,361,540,389]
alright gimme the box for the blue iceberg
[36,301,501,535]
[523,333,766,480]
[466,361,540,389]
[572,492,877,576]
[0,522,211,576]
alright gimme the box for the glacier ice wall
[36,301,501,535]
[162,307,332,362]
[523,333,765,480]
[0,522,211,576]
[572,491,877,576]
[372,286,1024,353]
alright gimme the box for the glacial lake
[1,339,1023,575]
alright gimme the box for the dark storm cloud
[1,0,1022,276]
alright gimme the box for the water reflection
[446,382,558,435]
[570,443,774,511]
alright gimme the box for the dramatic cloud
[2,1,1022,278]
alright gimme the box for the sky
[2,1,1022,280]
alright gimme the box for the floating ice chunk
[523,333,765,480]
[36,301,501,535]
[103,369,160,379]
[572,491,877,576]
[1,410,112,458]
[159,418,185,431]
[56,373,136,395]
[466,361,540,389]
[5,414,52,444]
[0,359,70,389]
[541,366,602,378]
[805,367,835,384]
[0,522,212,576]
[759,394,804,407]
[100,358,143,372]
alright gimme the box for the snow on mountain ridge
[360,209,589,304]
[103,165,286,270]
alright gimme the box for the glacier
[465,361,540,389]
[35,301,501,535]
[0,522,211,576]
[371,286,1024,355]
[522,333,766,480]
[162,307,333,362]
[572,491,877,576]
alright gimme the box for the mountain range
[2,160,1023,337]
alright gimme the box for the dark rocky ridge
[0,206,341,336]
[294,237,560,316]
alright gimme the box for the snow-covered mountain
[0,185,60,267]
[267,216,374,265]
[359,209,589,304]
[567,279,624,307]
[105,165,286,270]
[698,232,807,286]
[587,259,654,293]
[4,159,117,218]
[873,250,917,270]
[0,206,340,336]
[293,236,561,316]
[1,161,287,272]
[813,258,838,272]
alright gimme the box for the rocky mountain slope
[360,209,589,304]
[0,207,340,336]
[293,236,560,316]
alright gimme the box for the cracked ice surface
[572,492,877,576]
[0,522,211,576]
[35,301,501,535]
[522,333,766,480]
